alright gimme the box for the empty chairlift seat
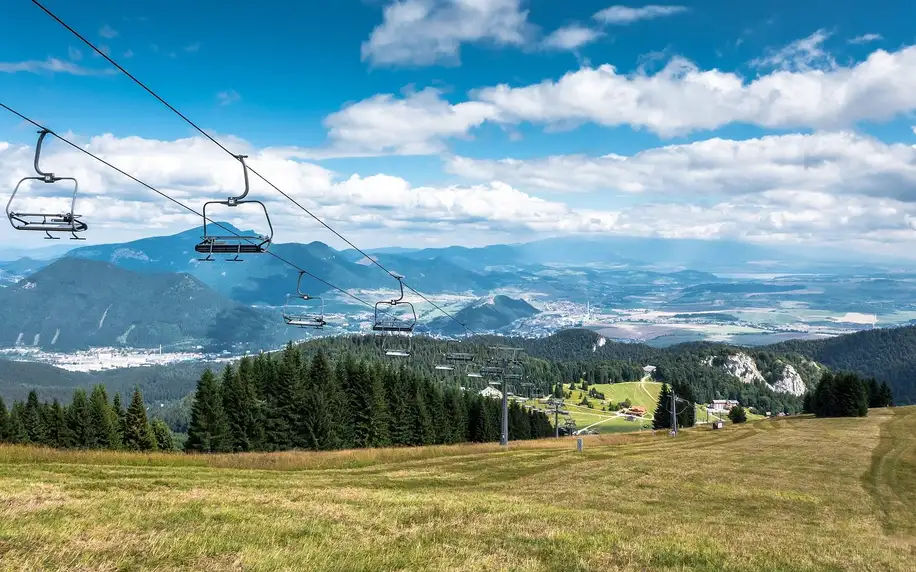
[282,271,327,329]
[373,273,417,358]
[7,129,88,240]
[195,155,273,261]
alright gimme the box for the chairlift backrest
[6,130,87,240]
[195,155,273,261]
[282,271,327,328]
[372,274,417,332]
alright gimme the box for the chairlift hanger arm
[34,129,55,180]
[227,154,250,205]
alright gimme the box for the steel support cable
[0,101,384,314]
[32,0,476,338]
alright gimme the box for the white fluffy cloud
[474,46,916,136]
[543,25,603,51]
[592,5,688,25]
[361,0,532,66]
[314,88,496,156]
[316,41,916,149]
[0,133,618,248]
[445,132,916,201]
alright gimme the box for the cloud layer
[0,133,619,248]
[3,130,916,257]
[316,41,916,154]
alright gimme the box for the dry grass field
[1,408,914,571]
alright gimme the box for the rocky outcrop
[722,353,766,384]
[705,351,808,396]
[771,363,807,396]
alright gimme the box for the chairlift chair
[195,155,273,261]
[480,366,502,378]
[381,334,411,358]
[282,271,327,328]
[372,273,417,358]
[7,130,87,239]
[465,364,483,379]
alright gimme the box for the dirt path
[863,407,916,537]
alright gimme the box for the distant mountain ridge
[428,295,540,334]
[0,258,280,351]
[61,224,503,304]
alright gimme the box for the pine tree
[468,398,487,443]
[67,389,93,448]
[222,364,255,452]
[7,404,28,444]
[423,382,446,444]
[23,390,48,445]
[443,387,468,444]
[483,398,500,442]
[223,357,264,451]
[89,385,118,449]
[346,361,372,447]
[112,393,126,448]
[384,368,411,446]
[47,399,70,448]
[185,369,230,453]
[407,375,434,445]
[671,381,696,429]
[150,419,175,451]
[262,346,301,450]
[367,368,391,447]
[123,388,157,451]
[509,401,531,440]
[812,372,870,417]
[867,378,881,408]
[299,352,342,451]
[878,381,894,407]
[653,383,672,430]
[0,396,8,442]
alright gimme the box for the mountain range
[0,258,280,351]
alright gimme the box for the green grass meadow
[1,407,914,571]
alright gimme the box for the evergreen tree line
[803,371,893,418]
[185,343,555,453]
[0,386,173,451]
[652,382,697,430]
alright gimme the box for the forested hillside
[0,344,555,452]
[0,329,822,423]
[769,326,916,404]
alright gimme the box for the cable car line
[31,0,473,338]
[0,101,385,317]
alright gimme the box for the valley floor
[1,409,915,571]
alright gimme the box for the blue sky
[2,1,916,254]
